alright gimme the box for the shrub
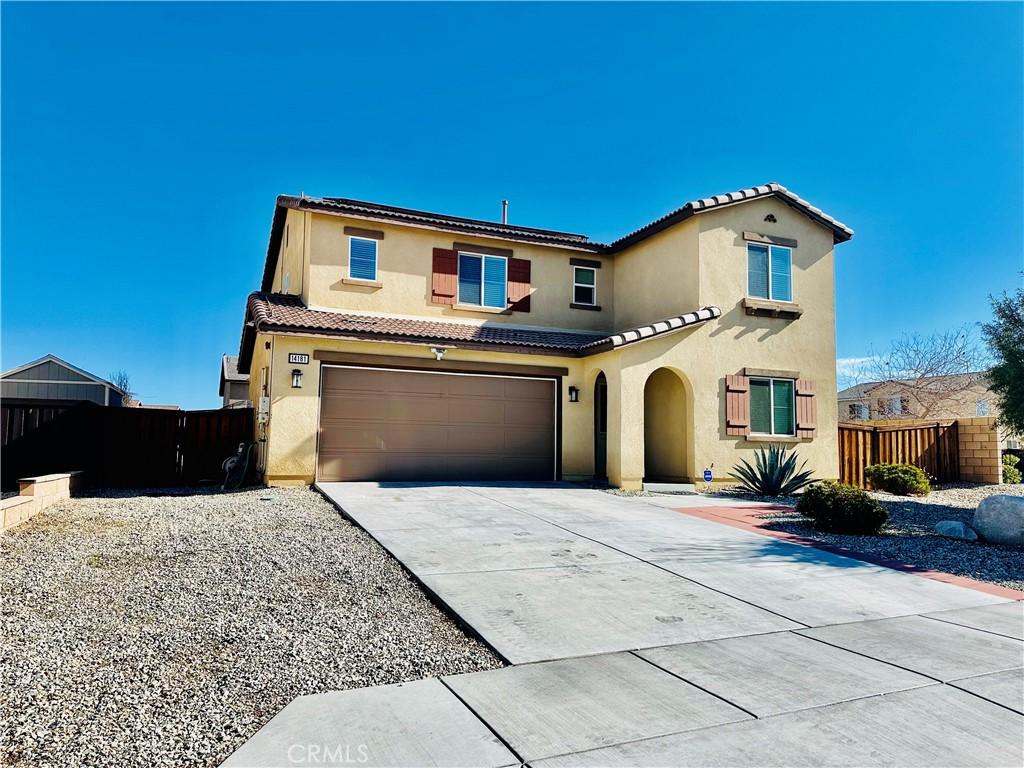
[1003,454,1022,484]
[796,481,889,534]
[863,463,931,495]
[729,443,816,497]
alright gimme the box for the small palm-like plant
[729,443,816,496]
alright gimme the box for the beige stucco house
[838,374,1019,449]
[236,182,853,489]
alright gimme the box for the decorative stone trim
[742,298,804,319]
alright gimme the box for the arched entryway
[643,368,688,482]
[593,372,608,481]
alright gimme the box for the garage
[317,365,557,482]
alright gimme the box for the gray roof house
[1,355,125,406]
[219,355,250,409]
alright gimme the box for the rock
[972,495,1024,546]
[934,520,978,541]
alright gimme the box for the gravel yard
[758,483,1024,591]
[0,487,502,768]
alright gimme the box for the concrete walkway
[224,483,1023,767]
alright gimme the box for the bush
[1003,454,1022,484]
[863,463,931,495]
[728,444,816,497]
[797,481,889,535]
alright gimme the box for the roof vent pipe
[501,199,508,225]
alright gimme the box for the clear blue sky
[3,2,1021,409]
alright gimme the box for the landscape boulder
[972,495,1024,546]
[934,520,977,542]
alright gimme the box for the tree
[109,369,135,406]
[982,288,1024,435]
[857,325,989,420]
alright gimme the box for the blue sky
[2,2,1021,409]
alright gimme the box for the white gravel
[0,487,502,767]
[760,483,1024,591]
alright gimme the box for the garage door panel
[445,375,507,398]
[318,367,556,482]
[505,400,555,427]
[502,377,554,401]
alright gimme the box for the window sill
[453,303,511,315]
[342,277,382,289]
[570,303,602,312]
[745,434,809,443]
[742,298,803,319]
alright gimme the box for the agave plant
[729,443,816,496]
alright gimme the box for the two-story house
[235,182,853,489]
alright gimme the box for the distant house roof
[237,292,720,370]
[837,372,989,401]
[259,182,854,292]
[0,354,126,394]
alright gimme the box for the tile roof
[238,293,721,368]
[607,183,854,251]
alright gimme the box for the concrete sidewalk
[224,483,1023,767]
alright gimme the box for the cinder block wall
[958,417,1002,484]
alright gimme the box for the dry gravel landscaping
[0,487,502,768]
[756,483,1024,591]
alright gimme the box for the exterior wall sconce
[568,386,580,403]
[291,369,303,388]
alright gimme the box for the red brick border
[673,504,1024,601]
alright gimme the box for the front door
[594,374,608,481]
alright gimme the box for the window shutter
[725,375,751,436]
[795,379,817,438]
[431,248,457,305]
[507,257,531,312]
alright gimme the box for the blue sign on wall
[703,468,713,483]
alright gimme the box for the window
[573,266,596,306]
[458,252,507,308]
[976,399,990,417]
[750,378,795,435]
[848,403,869,420]
[747,243,792,302]
[878,396,909,416]
[348,237,378,281]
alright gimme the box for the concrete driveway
[225,483,1023,767]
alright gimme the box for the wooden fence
[838,420,960,488]
[1,402,254,489]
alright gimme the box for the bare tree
[109,369,135,406]
[851,325,990,420]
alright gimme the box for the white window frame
[976,399,990,417]
[572,266,597,306]
[348,236,379,282]
[750,376,796,436]
[457,251,508,309]
[747,243,794,303]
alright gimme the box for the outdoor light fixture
[291,369,303,388]
[568,386,580,403]
[430,347,448,361]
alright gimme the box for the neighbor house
[838,373,1018,449]
[235,183,852,489]
[1,355,125,407]
[219,355,251,409]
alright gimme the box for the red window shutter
[796,379,817,438]
[507,257,531,312]
[725,375,751,436]
[431,248,457,305]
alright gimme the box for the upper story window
[573,266,597,306]
[458,252,507,309]
[348,236,378,281]
[976,399,990,417]
[750,377,795,435]
[747,243,792,302]
[848,402,869,420]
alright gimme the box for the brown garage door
[317,366,556,482]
